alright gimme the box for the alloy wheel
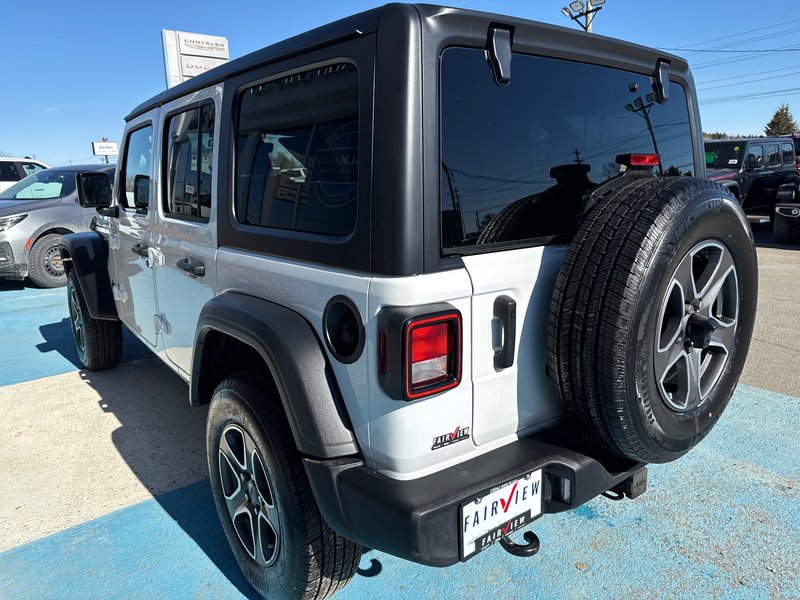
[654,240,739,412]
[68,283,86,356]
[217,423,280,566]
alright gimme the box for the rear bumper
[775,203,800,219]
[304,428,644,567]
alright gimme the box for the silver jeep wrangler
[60,5,758,599]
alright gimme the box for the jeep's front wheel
[67,270,122,370]
[207,371,360,600]
[548,177,758,463]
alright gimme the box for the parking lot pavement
[1,235,798,599]
[739,222,800,398]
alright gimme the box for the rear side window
[235,63,359,236]
[0,162,19,182]
[766,143,780,166]
[440,48,695,250]
[164,102,215,221]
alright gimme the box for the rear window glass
[235,63,359,236]
[440,48,695,250]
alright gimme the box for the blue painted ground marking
[1,384,797,599]
[0,282,150,385]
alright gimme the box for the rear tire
[773,212,800,244]
[28,233,67,288]
[207,370,360,600]
[548,177,757,463]
[67,270,122,370]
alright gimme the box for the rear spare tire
[548,177,757,463]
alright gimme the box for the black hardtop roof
[126,2,688,122]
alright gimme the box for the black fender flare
[720,180,740,200]
[58,232,118,320]
[192,292,359,459]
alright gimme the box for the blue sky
[2,0,798,165]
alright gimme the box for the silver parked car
[0,164,115,287]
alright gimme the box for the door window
[20,162,45,177]
[120,125,153,210]
[164,102,215,221]
[745,144,764,169]
[766,144,780,167]
[781,143,795,164]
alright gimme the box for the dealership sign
[92,141,119,156]
[162,30,229,88]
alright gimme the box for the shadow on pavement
[750,218,800,250]
[36,317,152,369]
[77,361,261,599]
[0,280,32,292]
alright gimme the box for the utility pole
[561,0,606,32]
[625,97,663,175]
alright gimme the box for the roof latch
[487,26,513,86]
[652,58,671,105]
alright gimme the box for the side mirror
[744,155,760,171]
[133,174,150,209]
[76,172,113,208]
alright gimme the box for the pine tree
[764,104,798,136]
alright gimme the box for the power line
[668,17,800,49]
[696,65,800,85]
[662,47,800,53]
[672,26,800,54]
[697,71,800,91]
[701,87,800,105]
[692,50,795,69]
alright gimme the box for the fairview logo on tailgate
[432,426,470,450]
[461,470,543,558]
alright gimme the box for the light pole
[625,96,664,175]
[561,0,605,33]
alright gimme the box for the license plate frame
[459,469,543,560]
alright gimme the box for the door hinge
[112,283,128,303]
[146,247,165,269]
[154,313,171,336]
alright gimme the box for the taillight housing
[616,153,661,168]
[795,155,799,176]
[377,304,462,401]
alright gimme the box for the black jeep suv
[705,137,798,216]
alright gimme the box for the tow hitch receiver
[603,468,648,501]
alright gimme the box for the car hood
[706,168,738,181]
[0,197,64,217]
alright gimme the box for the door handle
[130,242,148,257]
[493,295,516,370]
[177,257,205,277]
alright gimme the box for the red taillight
[405,312,461,400]
[630,153,661,166]
[795,155,799,176]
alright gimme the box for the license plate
[460,469,542,559]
